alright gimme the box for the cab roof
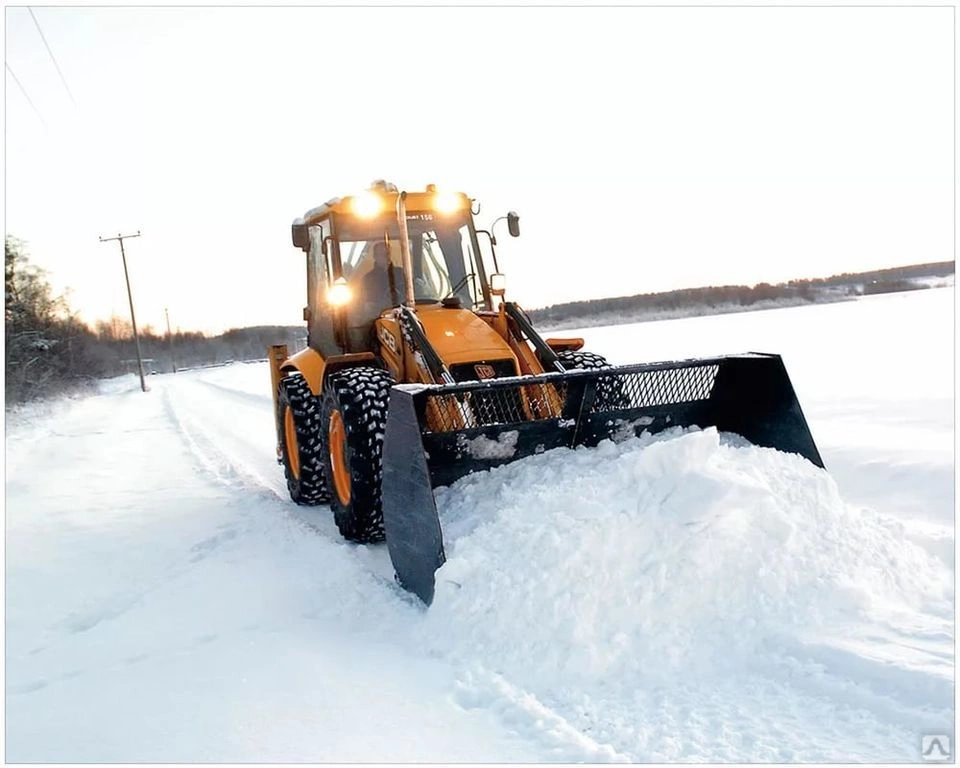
[296,181,470,227]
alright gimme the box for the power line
[5,61,45,125]
[27,7,75,106]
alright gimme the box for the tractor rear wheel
[277,373,330,505]
[321,366,394,543]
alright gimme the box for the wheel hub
[283,405,300,480]
[329,409,352,506]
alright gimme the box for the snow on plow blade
[381,352,823,604]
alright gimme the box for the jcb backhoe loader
[269,181,823,604]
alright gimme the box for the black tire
[277,374,330,505]
[556,350,611,371]
[320,366,394,543]
[556,349,628,410]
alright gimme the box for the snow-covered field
[5,288,954,762]
[537,274,956,333]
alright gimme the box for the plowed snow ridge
[423,427,953,761]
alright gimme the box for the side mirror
[507,211,520,238]
[291,222,310,250]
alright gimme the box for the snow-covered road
[5,374,544,762]
[5,288,954,761]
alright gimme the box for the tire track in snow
[160,378,284,495]
[453,664,630,762]
[191,376,274,406]
[160,372,401,582]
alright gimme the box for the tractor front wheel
[556,350,610,371]
[321,366,394,543]
[556,350,628,410]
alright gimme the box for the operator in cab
[362,241,404,312]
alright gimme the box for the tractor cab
[293,183,494,356]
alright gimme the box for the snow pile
[424,428,952,692]
[458,430,519,460]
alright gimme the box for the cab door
[306,222,340,357]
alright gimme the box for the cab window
[333,211,487,311]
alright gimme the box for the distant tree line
[5,236,305,406]
[527,261,954,329]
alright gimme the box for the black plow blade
[381,353,822,604]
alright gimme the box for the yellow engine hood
[416,306,515,368]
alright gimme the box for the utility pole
[99,231,147,393]
[165,307,177,373]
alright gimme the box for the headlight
[351,191,383,218]
[327,278,352,306]
[433,190,464,214]
[489,273,506,296]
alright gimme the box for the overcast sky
[4,5,953,335]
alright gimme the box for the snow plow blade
[381,352,822,604]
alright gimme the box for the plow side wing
[381,353,822,604]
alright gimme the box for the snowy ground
[5,288,954,762]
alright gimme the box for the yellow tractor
[270,181,822,603]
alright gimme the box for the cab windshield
[334,210,487,312]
